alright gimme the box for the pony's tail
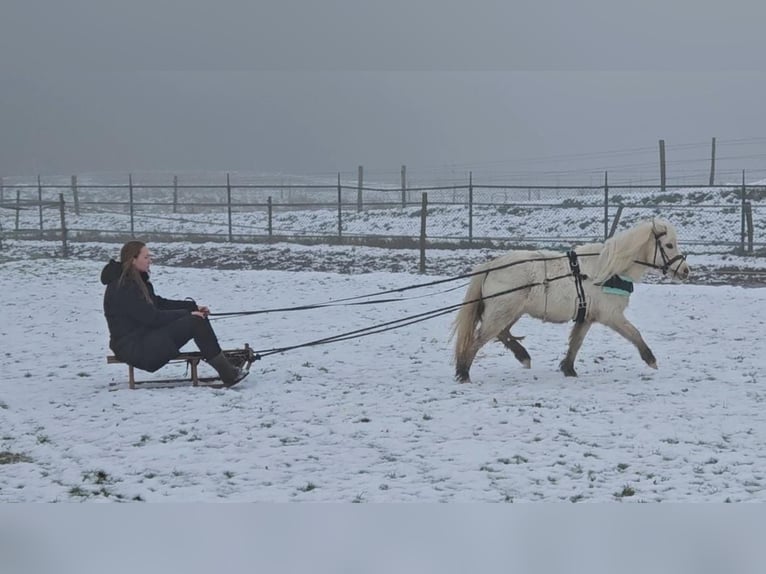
[451,265,487,380]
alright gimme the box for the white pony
[452,218,690,382]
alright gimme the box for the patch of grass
[36,434,50,445]
[0,400,8,409]
[76,372,91,378]
[616,485,636,499]
[223,470,235,479]
[422,413,432,421]
[83,470,111,485]
[133,434,151,447]
[356,417,371,423]
[68,486,89,498]
[0,451,32,465]
[617,463,630,472]
[351,492,365,503]
[298,482,317,492]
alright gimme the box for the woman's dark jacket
[101,259,197,372]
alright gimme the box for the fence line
[0,173,763,259]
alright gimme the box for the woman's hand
[191,310,206,318]
[197,305,210,317]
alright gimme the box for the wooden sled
[106,344,256,390]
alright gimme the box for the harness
[565,222,686,323]
[567,251,588,323]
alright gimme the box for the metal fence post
[741,170,746,254]
[604,171,609,241]
[419,192,428,274]
[129,173,135,238]
[357,165,363,212]
[337,173,342,238]
[37,175,43,239]
[401,165,406,208]
[227,173,233,242]
[71,175,80,216]
[173,175,178,213]
[59,193,68,258]
[267,196,273,238]
[468,171,473,244]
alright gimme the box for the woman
[101,240,248,387]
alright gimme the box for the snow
[2,252,765,502]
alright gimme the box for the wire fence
[0,174,763,256]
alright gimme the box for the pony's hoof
[559,361,577,377]
[521,359,531,369]
[648,362,658,370]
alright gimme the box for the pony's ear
[652,219,668,237]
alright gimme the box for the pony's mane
[589,219,670,284]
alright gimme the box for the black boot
[208,353,250,387]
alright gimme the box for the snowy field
[2,252,766,502]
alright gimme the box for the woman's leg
[165,314,222,359]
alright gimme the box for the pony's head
[644,219,690,282]
[591,219,690,284]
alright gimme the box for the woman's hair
[119,240,152,302]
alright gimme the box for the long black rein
[251,271,577,359]
[209,253,588,319]
[212,236,678,359]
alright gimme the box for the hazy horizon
[2,1,766,184]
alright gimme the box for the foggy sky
[2,0,766,181]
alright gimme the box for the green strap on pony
[601,275,634,296]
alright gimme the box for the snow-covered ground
[2,254,765,502]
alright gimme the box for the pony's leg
[457,307,522,383]
[497,326,531,368]
[559,321,593,377]
[604,317,657,369]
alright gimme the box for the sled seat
[106,344,256,390]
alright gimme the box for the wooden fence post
[709,137,716,186]
[71,175,80,215]
[603,171,609,240]
[267,196,273,238]
[419,192,428,274]
[659,139,666,191]
[608,205,623,238]
[741,171,746,254]
[173,175,178,213]
[468,171,473,244]
[745,201,754,254]
[129,173,135,238]
[357,165,363,212]
[37,175,43,239]
[59,193,68,258]
[227,173,233,242]
[337,173,342,237]
[401,165,406,208]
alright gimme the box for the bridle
[635,224,687,277]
